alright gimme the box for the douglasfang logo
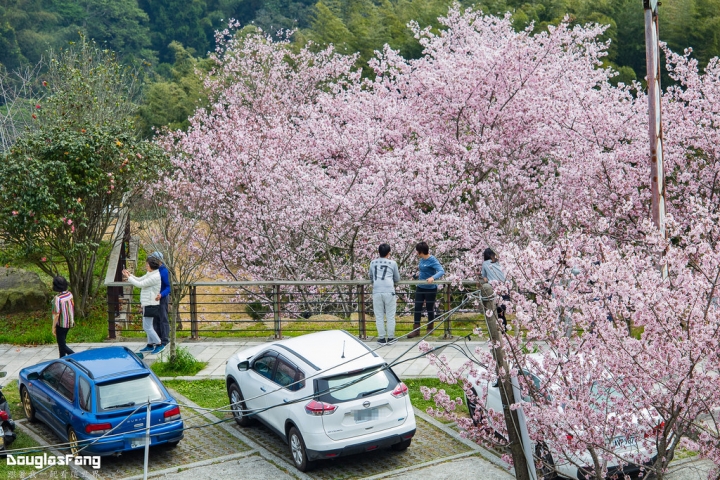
[6,454,101,469]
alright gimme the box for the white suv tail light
[391,382,408,398]
[304,400,338,416]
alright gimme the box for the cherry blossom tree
[132,190,219,360]
[155,5,720,477]
[412,12,720,480]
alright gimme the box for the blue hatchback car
[18,346,184,456]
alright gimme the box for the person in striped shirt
[52,276,75,358]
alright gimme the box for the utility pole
[480,282,534,480]
[644,0,668,278]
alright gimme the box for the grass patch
[673,447,699,460]
[404,378,469,423]
[0,246,113,345]
[0,295,109,345]
[151,346,207,377]
[0,380,71,477]
[163,377,468,424]
[119,316,485,339]
[164,379,229,420]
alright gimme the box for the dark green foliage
[3,0,720,145]
[137,42,213,137]
[0,0,154,66]
[0,38,166,316]
[138,0,208,63]
[246,299,270,321]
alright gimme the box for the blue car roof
[66,346,147,380]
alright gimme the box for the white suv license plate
[612,436,637,448]
[354,408,379,423]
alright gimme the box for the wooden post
[444,285,452,339]
[190,285,198,340]
[358,284,367,339]
[481,282,532,480]
[274,285,282,339]
[644,0,668,279]
[107,286,116,339]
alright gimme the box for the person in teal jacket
[409,241,445,338]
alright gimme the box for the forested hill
[3,0,719,135]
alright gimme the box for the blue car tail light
[164,406,181,421]
[85,423,112,435]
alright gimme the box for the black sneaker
[387,338,397,345]
[377,338,387,345]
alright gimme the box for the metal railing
[105,280,482,340]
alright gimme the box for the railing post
[190,285,198,340]
[358,284,367,340]
[107,286,116,340]
[274,284,282,339]
[444,284,452,339]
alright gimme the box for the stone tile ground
[19,412,250,479]
[17,401,475,479]
[231,416,473,480]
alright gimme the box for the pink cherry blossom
[152,7,720,477]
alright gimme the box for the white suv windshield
[317,367,396,403]
[98,375,163,410]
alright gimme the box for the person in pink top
[52,276,75,358]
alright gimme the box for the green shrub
[245,300,269,321]
[152,346,207,376]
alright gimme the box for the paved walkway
[0,337,487,382]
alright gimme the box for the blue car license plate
[131,436,147,449]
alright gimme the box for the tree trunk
[480,282,532,480]
[169,286,181,362]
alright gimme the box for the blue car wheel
[68,427,79,456]
[20,387,35,422]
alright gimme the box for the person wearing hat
[51,276,75,358]
[150,251,170,347]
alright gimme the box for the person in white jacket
[123,256,164,354]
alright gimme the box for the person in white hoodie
[123,256,164,354]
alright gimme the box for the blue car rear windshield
[98,375,163,410]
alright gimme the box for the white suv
[225,330,416,471]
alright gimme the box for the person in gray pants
[370,243,400,344]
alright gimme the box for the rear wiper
[360,388,385,398]
[106,402,135,409]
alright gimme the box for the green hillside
[2,0,718,137]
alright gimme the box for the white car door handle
[260,387,267,392]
